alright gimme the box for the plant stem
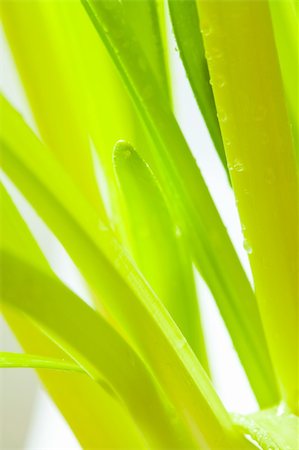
[197,0,298,413]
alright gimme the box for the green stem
[197,0,298,413]
[0,352,83,373]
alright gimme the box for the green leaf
[113,140,209,371]
[1,251,195,448]
[0,185,146,449]
[269,0,299,158]
[0,95,246,448]
[81,0,278,407]
[197,0,298,413]
[0,352,83,373]
[0,183,48,273]
[1,0,105,215]
[2,306,146,449]
[232,406,299,450]
[122,0,169,94]
[168,0,228,174]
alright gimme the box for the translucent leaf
[113,140,209,370]
[81,0,278,407]
[0,95,244,448]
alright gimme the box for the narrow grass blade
[81,0,279,407]
[197,0,298,412]
[0,352,83,373]
[113,140,209,370]
[0,96,246,448]
[168,0,228,174]
[269,0,299,156]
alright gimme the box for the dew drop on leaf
[217,109,228,123]
[200,24,213,37]
[228,159,244,173]
[243,239,252,254]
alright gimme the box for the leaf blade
[0,184,146,449]
[197,0,298,412]
[168,0,228,173]
[0,94,243,448]
[1,251,195,448]
[81,0,279,407]
[0,352,83,373]
[113,140,209,370]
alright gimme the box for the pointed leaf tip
[113,140,134,164]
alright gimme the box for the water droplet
[228,159,244,173]
[224,138,231,149]
[213,75,226,88]
[205,47,222,62]
[234,161,244,172]
[210,75,226,88]
[217,109,228,123]
[243,239,252,254]
[201,24,213,37]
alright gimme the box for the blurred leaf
[0,94,242,449]
[269,0,299,157]
[1,251,194,448]
[0,185,146,449]
[1,0,104,215]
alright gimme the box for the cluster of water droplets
[200,23,213,38]
[228,158,245,173]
